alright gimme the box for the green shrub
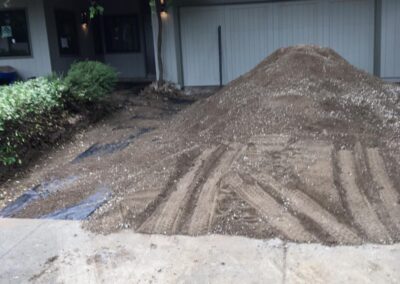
[0,77,66,165]
[64,61,117,102]
[0,61,117,167]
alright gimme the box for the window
[104,15,140,53]
[92,16,104,55]
[0,9,30,57]
[55,10,79,55]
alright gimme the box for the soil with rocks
[2,46,400,246]
[0,88,195,212]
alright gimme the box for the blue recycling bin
[0,66,17,85]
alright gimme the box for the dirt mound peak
[168,45,399,146]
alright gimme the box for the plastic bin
[0,66,17,85]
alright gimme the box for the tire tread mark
[186,144,245,235]
[140,146,224,234]
[338,150,392,243]
[134,148,202,231]
[230,174,317,242]
[250,173,361,244]
[331,149,367,238]
[367,148,400,234]
[353,143,398,238]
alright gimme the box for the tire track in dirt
[337,150,392,243]
[186,144,245,235]
[353,143,399,238]
[224,173,317,242]
[288,142,345,216]
[133,148,201,231]
[367,148,400,233]
[240,173,337,243]
[253,173,361,244]
[331,149,368,237]
[139,146,226,234]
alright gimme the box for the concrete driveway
[0,218,399,283]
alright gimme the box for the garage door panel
[179,0,375,86]
[381,0,400,79]
[277,1,320,47]
[328,0,375,73]
[224,4,275,83]
[180,7,224,86]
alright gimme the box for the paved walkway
[0,218,399,283]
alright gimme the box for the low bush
[0,61,117,167]
[0,77,66,165]
[64,61,117,102]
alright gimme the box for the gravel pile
[167,45,400,147]
[85,46,400,237]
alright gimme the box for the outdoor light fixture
[160,0,167,14]
[160,0,167,18]
[81,11,89,26]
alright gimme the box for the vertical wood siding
[381,0,400,80]
[327,0,374,74]
[223,4,274,84]
[179,0,375,86]
[180,6,224,86]
[152,8,179,83]
[277,1,320,48]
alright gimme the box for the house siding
[152,7,181,84]
[0,0,52,79]
[101,0,148,80]
[156,0,400,86]
[43,0,98,75]
[380,0,400,80]
[175,0,375,86]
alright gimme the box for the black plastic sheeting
[0,176,79,218]
[72,127,153,163]
[167,97,194,105]
[0,128,149,219]
[0,188,40,218]
[41,186,111,220]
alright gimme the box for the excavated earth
[2,46,400,245]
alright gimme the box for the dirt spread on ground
[1,46,400,245]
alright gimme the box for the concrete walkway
[0,218,399,283]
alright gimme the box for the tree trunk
[154,0,164,86]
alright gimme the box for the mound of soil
[87,46,400,245]
[3,46,399,245]
[169,45,399,145]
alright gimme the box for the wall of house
[100,0,148,80]
[0,0,52,79]
[380,0,400,81]
[43,0,97,75]
[152,7,182,85]
[175,0,276,5]
[160,0,376,86]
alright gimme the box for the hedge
[0,61,117,166]
[64,61,117,102]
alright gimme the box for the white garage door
[180,0,375,86]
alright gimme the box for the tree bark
[154,0,164,85]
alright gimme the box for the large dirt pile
[4,46,399,245]
[84,46,400,245]
[168,45,399,146]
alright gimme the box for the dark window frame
[92,16,104,55]
[0,9,31,58]
[54,9,80,56]
[104,14,141,54]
